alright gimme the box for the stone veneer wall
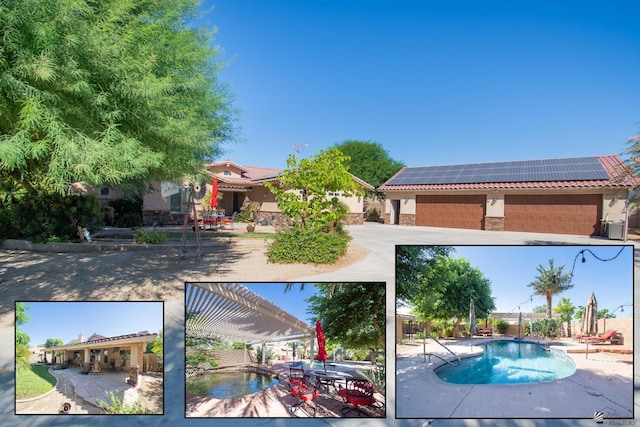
[383,213,415,226]
[257,212,364,227]
[484,216,505,231]
[143,210,187,226]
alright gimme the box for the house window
[223,170,231,176]
[327,192,343,197]
[103,350,109,363]
[170,188,187,212]
[100,187,109,196]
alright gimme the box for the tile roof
[378,155,638,191]
[50,331,156,349]
[208,161,374,189]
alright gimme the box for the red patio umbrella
[210,177,218,209]
[315,321,328,371]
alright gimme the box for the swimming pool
[186,370,279,399]
[435,340,576,384]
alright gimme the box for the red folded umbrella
[210,177,218,209]
[316,321,328,370]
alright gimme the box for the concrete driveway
[296,222,636,282]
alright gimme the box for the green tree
[554,297,576,330]
[532,305,547,314]
[396,246,453,305]
[623,130,640,199]
[597,308,616,319]
[409,256,495,333]
[333,140,405,190]
[0,0,235,194]
[527,259,573,319]
[15,302,31,371]
[306,283,385,354]
[265,148,363,230]
[44,338,63,348]
[151,331,163,363]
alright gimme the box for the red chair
[289,367,305,388]
[338,378,376,416]
[586,329,617,344]
[290,374,320,417]
[220,211,237,230]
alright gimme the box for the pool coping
[396,337,633,419]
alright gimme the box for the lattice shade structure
[185,283,315,345]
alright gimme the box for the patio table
[308,370,352,396]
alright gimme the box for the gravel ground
[0,237,369,329]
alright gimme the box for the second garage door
[416,195,486,230]
[504,194,602,236]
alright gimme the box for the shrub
[346,348,369,361]
[0,206,17,240]
[97,390,153,414]
[266,227,350,264]
[494,319,508,335]
[365,208,381,222]
[108,196,143,227]
[10,192,103,243]
[255,346,275,365]
[186,349,218,367]
[133,229,167,244]
[119,212,142,228]
[531,318,558,338]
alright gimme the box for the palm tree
[528,259,573,319]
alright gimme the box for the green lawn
[15,364,57,400]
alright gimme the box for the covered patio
[185,282,384,418]
[42,331,158,387]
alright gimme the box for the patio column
[128,343,140,386]
[83,348,90,368]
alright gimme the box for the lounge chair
[586,329,617,344]
[574,333,590,343]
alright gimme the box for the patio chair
[290,374,321,417]
[220,211,237,230]
[585,329,617,344]
[289,367,305,389]
[337,378,376,416]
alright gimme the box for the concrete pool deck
[396,337,633,419]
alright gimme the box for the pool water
[435,340,576,384]
[187,370,279,399]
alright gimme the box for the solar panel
[387,157,610,185]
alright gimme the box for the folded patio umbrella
[316,321,328,371]
[210,177,218,209]
[469,298,476,336]
[292,342,296,360]
[582,292,598,337]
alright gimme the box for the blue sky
[451,245,633,316]
[198,0,640,170]
[18,302,163,347]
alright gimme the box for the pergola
[185,283,316,357]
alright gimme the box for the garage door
[504,194,602,236]
[416,195,486,230]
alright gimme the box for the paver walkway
[16,367,103,414]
